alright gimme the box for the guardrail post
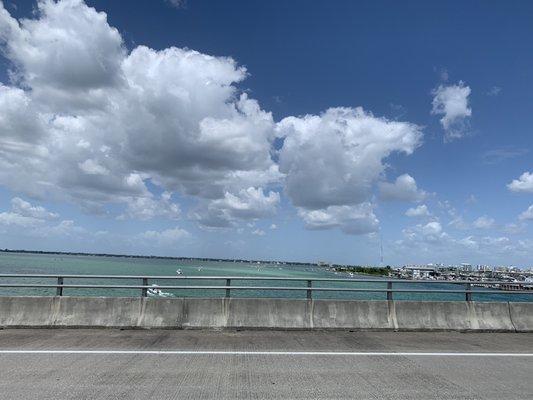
[142,278,148,297]
[56,277,63,296]
[307,280,312,300]
[387,281,393,301]
[466,283,472,302]
[225,278,231,298]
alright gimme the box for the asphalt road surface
[0,329,531,399]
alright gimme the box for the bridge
[0,274,532,398]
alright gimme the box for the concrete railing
[0,296,531,332]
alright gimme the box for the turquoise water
[0,252,531,302]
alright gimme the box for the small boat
[176,269,183,275]
[147,284,172,297]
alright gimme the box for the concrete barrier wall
[0,296,531,331]
[509,302,533,332]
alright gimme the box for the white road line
[0,350,531,357]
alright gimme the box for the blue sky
[0,0,532,266]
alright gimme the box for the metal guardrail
[0,274,532,301]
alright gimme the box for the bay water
[0,252,530,302]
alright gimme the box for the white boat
[147,284,172,297]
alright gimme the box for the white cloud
[276,107,421,233]
[269,223,277,230]
[519,205,533,221]
[251,229,265,236]
[31,219,86,238]
[421,221,442,236]
[0,197,60,228]
[0,211,44,228]
[504,222,526,234]
[10,197,58,220]
[396,218,532,261]
[379,174,426,202]
[401,221,448,245]
[472,216,495,229]
[0,0,125,96]
[448,216,469,230]
[0,197,84,237]
[277,108,422,210]
[140,227,190,246]
[405,204,430,217]
[431,81,472,140]
[119,192,181,221]
[456,235,511,252]
[78,159,109,176]
[0,0,435,239]
[297,203,379,235]
[211,187,280,220]
[190,187,280,228]
[458,235,478,250]
[507,172,533,193]
[0,0,279,226]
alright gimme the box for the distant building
[402,265,438,279]
[461,263,472,272]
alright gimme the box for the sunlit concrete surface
[0,329,531,399]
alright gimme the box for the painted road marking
[0,350,532,357]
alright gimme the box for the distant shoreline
[0,248,321,267]
[0,248,391,276]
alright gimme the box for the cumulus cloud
[431,81,472,140]
[190,187,280,228]
[0,197,84,237]
[405,204,430,218]
[297,203,379,235]
[397,218,531,261]
[118,192,181,221]
[0,0,281,227]
[507,172,533,193]
[0,0,125,95]
[277,108,422,209]
[10,197,58,220]
[251,229,265,236]
[0,0,433,239]
[472,216,495,229]
[140,227,190,246]
[401,221,448,245]
[448,215,469,230]
[277,107,422,234]
[456,236,512,253]
[379,174,427,202]
[504,222,526,234]
[0,211,44,228]
[519,205,533,221]
[31,219,86,238]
